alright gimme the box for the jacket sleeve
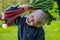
[8,16,22,25]
[12,16,22,25]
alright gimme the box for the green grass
[0,20,60,40]
[0,25,18,40]
[44,20,60,40]
[0,1,59,40]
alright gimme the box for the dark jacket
[13,16,45,40]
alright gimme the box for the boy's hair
[34,10,49,27]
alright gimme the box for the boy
[2,5,49,40]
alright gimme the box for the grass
[0,1,59,40]
[44,20,60,40]
[0,20,60,40]
[0,25,18,40]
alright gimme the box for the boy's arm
[12,16,21,25]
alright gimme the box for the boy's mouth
[27,18,30,23]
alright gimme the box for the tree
[57,0,60,16]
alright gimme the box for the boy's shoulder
[13,16,27,25]
[20,16,27,21]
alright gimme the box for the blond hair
[33,10,49,27]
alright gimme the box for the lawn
[0,25,18,40]
[0,1,59,40]
[44,20,60,40]
[0,20,60,40]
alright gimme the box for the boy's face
[26,12,41,27]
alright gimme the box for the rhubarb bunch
[2,5,33,28]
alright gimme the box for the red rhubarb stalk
[6,9,25,26]
[3,7,33,20]
[7,13,22,26]
[4,6,33,14]
[4,8,22,14]
[3,6,33,26]
[3,8,24,20]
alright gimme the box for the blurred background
[0,0,60,40]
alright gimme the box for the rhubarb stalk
[2,6,33,27]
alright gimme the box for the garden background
[0,0,60,40]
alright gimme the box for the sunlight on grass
[0,0,60,40]
[44,20,60,40]
[0,25,18,40]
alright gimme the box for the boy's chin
[26,21,40,27]
[29,24,34,26]
[27,23,34,26]
[25,19,35,26]
[26,21,34,26]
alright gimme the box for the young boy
[2,6,49,40]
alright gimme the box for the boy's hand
[19,4,31,11]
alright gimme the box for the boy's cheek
[26,19,35,26]
[28,22,35,26]
[26,19,31,24]
[26,19,33,26]
[29,22,34,26]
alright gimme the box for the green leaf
[29,0,36,5]
[32,0,44,5]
